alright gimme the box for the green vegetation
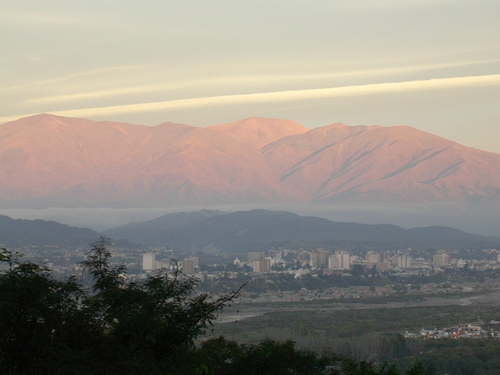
[0,238,239,374]
[396,339,500,375]
[186,337,434,375]
[213,303,499,345]
[209,302,500,374]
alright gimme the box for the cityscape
[9,241,500,303]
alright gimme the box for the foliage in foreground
[187,337,434,375]
[0,237,239,375]
[0,238,432,375]
[396,339,500,375]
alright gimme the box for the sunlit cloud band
[26,59,500,105]
[2,74,500,123]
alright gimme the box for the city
[8,241,500,304]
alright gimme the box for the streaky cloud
[1,74,498,123]
[1,64,157,91]
[25,59,500,105]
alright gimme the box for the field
[208,291,500,353]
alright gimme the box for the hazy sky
[1,0,499,152]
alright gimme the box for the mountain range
[1,210,498,251]
[1,113,499,207]
[103,209,499,253]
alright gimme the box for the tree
[351,264,365,277]
[0,248,83,374]
[0,238,242,374]
[80,236,243,373]
[187,337,434,375]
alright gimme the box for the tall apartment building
[253,258,271,273]
[366,251,382,264]
[433,252,451,267]
[328,254,337,269]
[142,253,156,271]
[310,249,329,269]
[396,254,412,269]
[337,251,351,270]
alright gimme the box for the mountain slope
[208,117,308,149]
[0,215,98,246]
[0,114,293,205]
[0,114,499,207]
[262,123,500,203]
[103,209,496,253]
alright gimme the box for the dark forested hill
[103,209,498,253]
[0,215,99,246]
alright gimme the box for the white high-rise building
[337,252,351,270]
[396,254,412,269]
[142,253,156,271]
[328,254,337,269]
[433,252,451,267]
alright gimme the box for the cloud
[1,74,499,123]
[24,59,500,105]
[1,64,157,91]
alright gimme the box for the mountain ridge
[0,215,99,246]
[1,113,499,207]
[102,209,498,253]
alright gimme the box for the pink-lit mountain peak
[262,122,499,203]
[209,117,308,149]
[266,122,462,163]
[0,113,499,206]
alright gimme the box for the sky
[1,0,499,153]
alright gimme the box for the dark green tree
[0,247,83,374]
[186,337,434,375]
[0,238,241,374]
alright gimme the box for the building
[336,251,351,270]
[396,254,412,269]
[247,251,265,264]
[181,259,195,274]
[366,251,385,269]
[142,253,156,271]
[253,258,271,273]
[328,254,337,269]
[366,251,382,264]
[310,249,329,269]
[433,252,451,267]
[156,259,172,269]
